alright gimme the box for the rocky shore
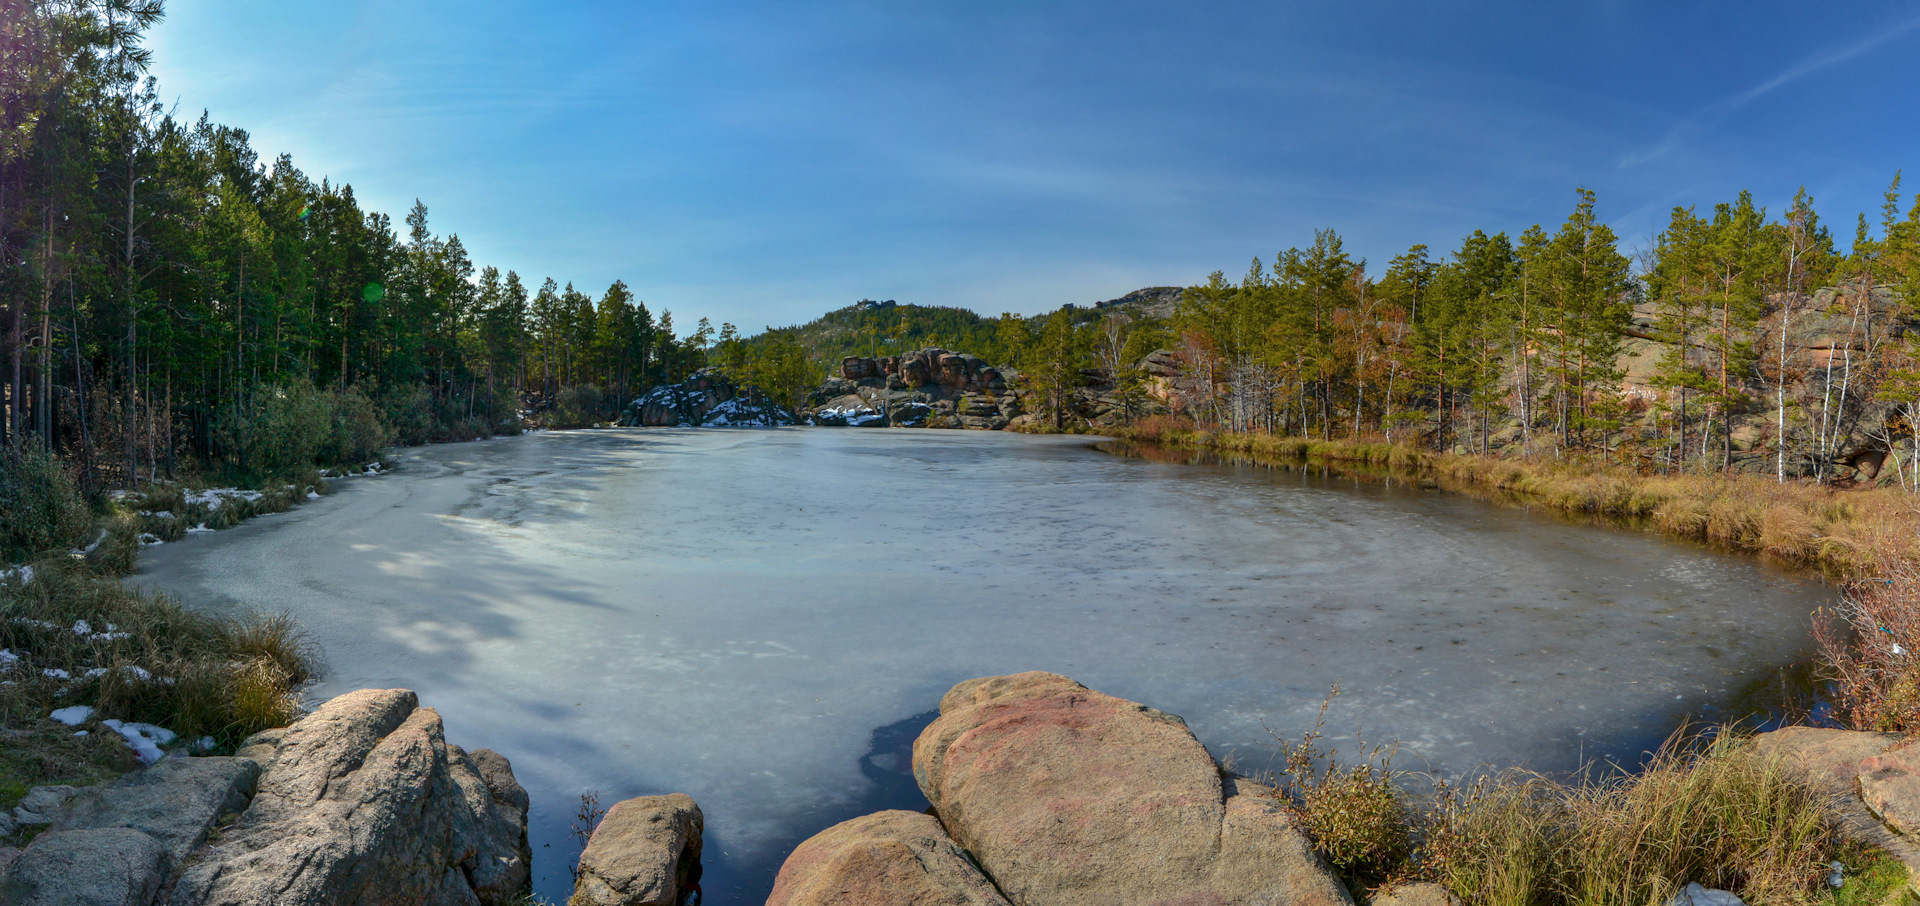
[605,344,1177,433]
[802,347,1176,431]
[616,372,797,428]
[14,675,1920,905]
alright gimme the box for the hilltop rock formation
[806,348,1022,429]
[617,371,796,427]
[769,671,1352,906]
[0,689,532,906]
[1093,285,1184,321]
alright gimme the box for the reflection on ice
[135,429,1832,904]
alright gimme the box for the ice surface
[134,429,1833,904]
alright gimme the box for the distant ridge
[1093,286,1184,320]
[745,287,1182,374]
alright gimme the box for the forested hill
[744,300,997,373]
[739,288,1183,379]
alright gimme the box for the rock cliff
[806,349,1022,429]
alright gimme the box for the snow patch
[700,397,797,427]
[814,405,889,427]
[73,621,129,642]
[72,528,108,558]
[185,488,264,507]
[49,705,94,726]
[102,718,176,764]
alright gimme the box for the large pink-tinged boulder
[1751,726,1899,797]
[912,672,1352,906]
[1860,742,1920,836]
[766,810,1009,906]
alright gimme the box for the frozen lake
[135,429,1832,903]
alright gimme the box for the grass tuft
[1275,720,1870,906]
[0,561,317,751]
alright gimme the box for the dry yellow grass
[1422,734,1848,906]
[1115,420,1920,579]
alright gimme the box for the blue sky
[148,1,1920,331]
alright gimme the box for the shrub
[1269,689,1411,890]
[378,384,436,447]
[219,382,332,479]
[548,385,609,429]
[0,443,94,561]
[323,386,392,466]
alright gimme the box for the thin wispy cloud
[1622,12,1920,168]
[145,1,1920,328]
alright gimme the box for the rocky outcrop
[52,758,258,889]
[765,810,1009,906]
[170,689,531,905]
[2,760,257,904]
[1093,286,1184,321]
[770,672,1350,906]
[1592,280,1916,479]
[806,349,1021,430]
[1861,745,1920,836]
[1,784,78,835]
[570,794,703,906]
[1751,726,1920,896]
[617,371,796,427]
[1,827,170,906]
[0,689,533,906]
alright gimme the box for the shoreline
[1103,424,1919,582]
